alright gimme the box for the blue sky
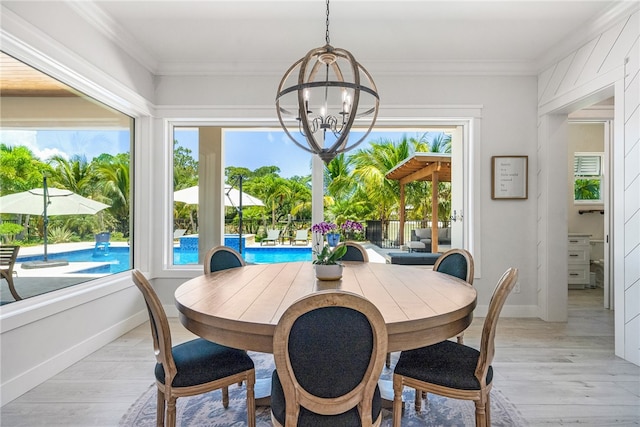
[2,127,432,179]
[0,129,130,162]
[175,129,419,178]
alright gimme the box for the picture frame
[491,156,528,200]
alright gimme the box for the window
[574,152,603,204]
[0,52,133,303]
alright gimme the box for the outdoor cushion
[385,252,440,265]
[414,228,431,239]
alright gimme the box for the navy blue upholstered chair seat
[392,268,518,427]
[154,338,254,387]
[131,270,256,427]
[271,290,387,427]
[393,340,493,391]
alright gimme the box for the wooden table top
[175,262,477,353]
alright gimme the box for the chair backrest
[204,245,246,274]
[433,248,474,285]
[0,245,20,273]
[336,242,369,262]
[295,229,308,240]
[131,270,177,385]
[173,229,187,239]
[273,290,387,425]
[475,267,518,387]
[267,229,281,239]
[95,232,111,243]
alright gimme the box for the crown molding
[155,59,538,77]
[66,1,159,74]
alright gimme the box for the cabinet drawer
[568,266,589,284]
[568,236,589,245]
[568,249,589,264]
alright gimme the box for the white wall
[153,73,539,315]
[0,3,155,405]
[537,6,640,364]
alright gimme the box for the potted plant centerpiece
[311,221,347,280]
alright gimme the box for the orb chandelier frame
[275,0,380,163]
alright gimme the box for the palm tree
[96,154,130,236]
[49,154,94,195]
[350,137,413,222]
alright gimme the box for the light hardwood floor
[1,287,638,426]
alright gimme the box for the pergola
[385,153,452,253]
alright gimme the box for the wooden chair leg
[246,375,256,427]
[392,376,403,427]
[386,352,391,368]
[414,387,422,412]
[222,386,230,408]
[1,273,22,301]
[474,398,488,427]
[166,396,177,427]
[457,332,464,344]
[156,389,165,427]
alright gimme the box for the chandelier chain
[325,0,330,45]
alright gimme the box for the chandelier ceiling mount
[275,0,380,163]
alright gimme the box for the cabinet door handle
[569,240,579,243]
[569,254,579,257]
[570,273,579,276]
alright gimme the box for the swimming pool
[17,246,312,274]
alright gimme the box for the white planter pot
[314,264,343,281]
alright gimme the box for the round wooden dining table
[175,261,477,353]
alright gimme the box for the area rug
[120,352,527,426]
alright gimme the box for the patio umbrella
[174,182,264,254]
[173,185,264,207]
[0,177,110,264]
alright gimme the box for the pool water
[17,246,312,274]
[175,246,312,265]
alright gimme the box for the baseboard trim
[0,310,147,406]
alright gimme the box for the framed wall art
[491,156,528,200]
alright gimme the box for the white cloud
[0,130,68,161]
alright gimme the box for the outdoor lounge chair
[173,228,187,241]
[0,245,21,301]
[291,229,309,245]
[261,229,280,246]
[93,232,110,256]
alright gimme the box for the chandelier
[275,0,379,163]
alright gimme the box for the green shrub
[48,225,74,243]
[0,223,24,243]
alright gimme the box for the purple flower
[341,220,363,232]
[311,221,338,235]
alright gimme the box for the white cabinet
[568,234,590,289]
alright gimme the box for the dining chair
[434,248,474,343]
[392,268,518,427]
[336,241,369,262]
[131,270,256,427]
[0,245,21,301]
[204,245,246,274]
[271,290,388,426]
[386,249,474,369]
